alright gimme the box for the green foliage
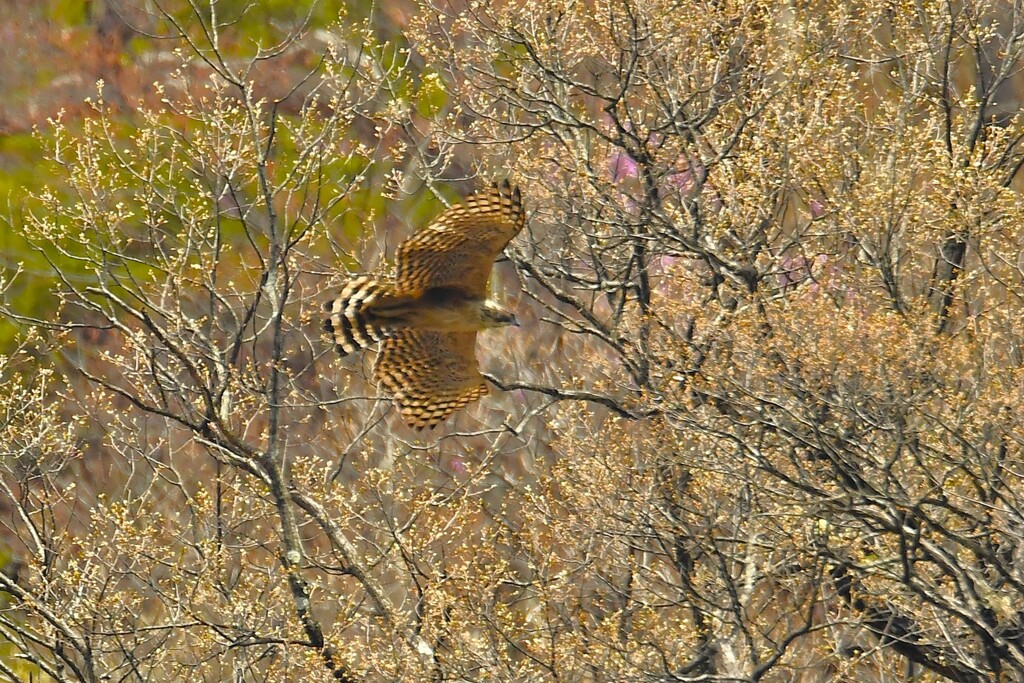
[415,72,449,119]
[0,134,63,351]
[45,0,87,24]
[0,135,47,223]
[151,0,349,54]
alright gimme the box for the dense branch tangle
[411,0,1024,680]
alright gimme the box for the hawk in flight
[324,181,525,430]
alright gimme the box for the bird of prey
[324,181,525,430]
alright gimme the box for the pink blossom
[809,199,826,219]
[610,149,639,182]
[653,254,682,273]
[666,168,695,193]
[779,254,812,287]
[665,158,705,199]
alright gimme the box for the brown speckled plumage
[324,181,524,430]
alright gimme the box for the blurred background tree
[1,0,1024,681]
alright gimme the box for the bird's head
[480,301,520,329]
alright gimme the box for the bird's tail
[324,276,394,357]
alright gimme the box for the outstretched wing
[394,181,525,298]
[374,331,489,430]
